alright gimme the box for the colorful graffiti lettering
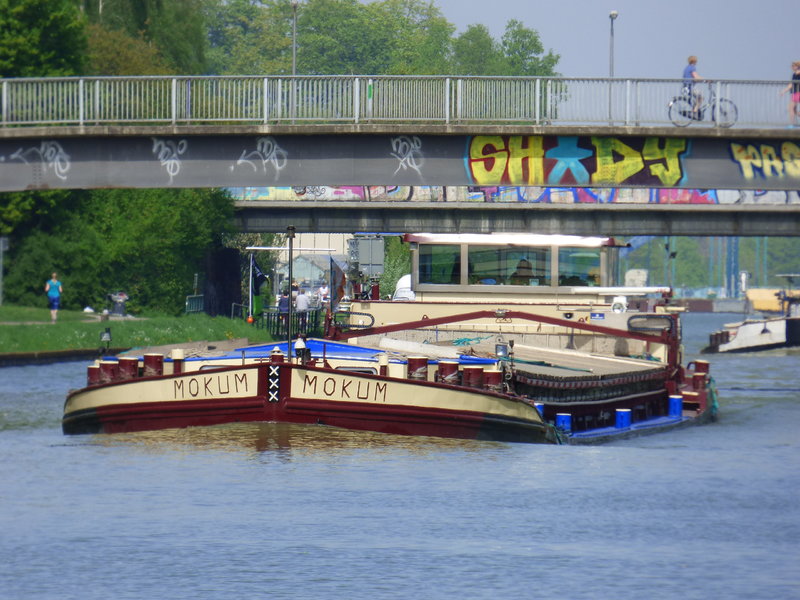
[229,186,799,205]
[729,142,800,180]
[466,136,689,187]
[653,189,717,204]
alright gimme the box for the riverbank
[0,338,253,367]
[0,305,275,364]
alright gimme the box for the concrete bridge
[2,76,799,235]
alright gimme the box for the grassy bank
[0,306,277,354]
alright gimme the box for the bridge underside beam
[1,132,799,192]
[233,203,800,236]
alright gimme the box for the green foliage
[0,0,87,76]
[620,236,800,292]
[0,190,75,237]
[204,0,556,78]
[739,237,800,288]
[4,188,236,315]
[85,23,173,75]
[81,0,207,73]
[500,19,559,77]
[296,0,373,74]
[365,0,454,75]
[379,236,411,297]
[223,232,286,306]
[451,20,559,76]
[147,0,207,73]
[451,24,506,76]
[206,0,291,75]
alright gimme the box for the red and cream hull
[63,362,555,444]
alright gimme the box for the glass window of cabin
[558,248,601,286]
[418,244,462,284]
[467,246,550,286]
[508,248,550,286]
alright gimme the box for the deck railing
[0,75,794,129]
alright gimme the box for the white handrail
[0,75,794,129]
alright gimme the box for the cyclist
[682,55,703,118]
[779,61,800,128]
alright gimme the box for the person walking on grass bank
[44,272,63,323]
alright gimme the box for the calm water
[1,312,798,600]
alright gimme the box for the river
[1,312,798,600]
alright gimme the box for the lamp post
[608,10,618,123]
[291,0,298,122]
[609,10,618,78]
[286,225,296,359]
[291,0,298,77]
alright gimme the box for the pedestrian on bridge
[682,55,703,118]
[780,61,800,128]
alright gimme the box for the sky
[421,0,796,81]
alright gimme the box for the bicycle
[668,82,738,128]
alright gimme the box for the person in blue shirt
[277,290,290,333]
[682,55,703,118]
[44,272,63,323]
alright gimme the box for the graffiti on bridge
[466,135,689,187]
[0,141,71,180]
[729,141,800,181]
[230,186,800,204]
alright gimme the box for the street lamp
[291,0,298,77]
[286,225,296,359]
[608,10,618,123]
[609,10,618,79]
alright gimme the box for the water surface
[1,312,798,599]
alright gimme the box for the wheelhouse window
[418,244,462,284]
[408,233,612,292]
[558,248,601,286]
[467,246,550,286]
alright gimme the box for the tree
[0,0,87,76]
[450,19,559,77]
[80,0,207,74]
[379,235,411,297]
[85,23,173,75]
[500,19,559,77]
[202,0,560,78]
[0,190,75,237]
[297,0,375,74]
[451,24,506,76]
[4,188,236,314]
[366,0,454,75]
[147,0,207,73]
[297,0,454,75]
[221,232,286,309]
[205,0,292,75]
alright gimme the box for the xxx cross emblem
[268,365,280,402]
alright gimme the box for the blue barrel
[555,413,572,432]
[669,395,683,418]
[615,408,632,429]
[534,402,545,416]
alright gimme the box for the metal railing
[184,294,204,314]
[257,308,325,338]
[0,75,795,129]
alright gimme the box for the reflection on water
[77,421,503,459]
